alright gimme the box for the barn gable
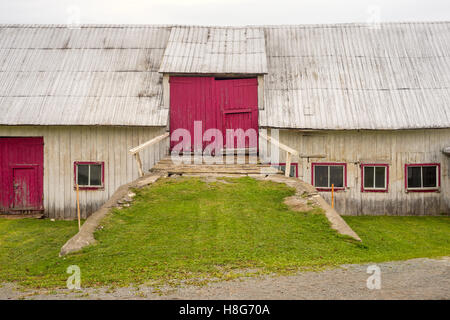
[159,26,268,74]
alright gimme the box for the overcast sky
[0,0,449,25]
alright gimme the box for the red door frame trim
[360,163,389,193]
[311,162,347,191]
[404,163,441,192]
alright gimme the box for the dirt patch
[283,196,314,212]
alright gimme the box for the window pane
[275,165,296,178]
[276,165,285,176]
[423,166,437,188]
[77,164,89,186]
[89,164,102,186]
[375,167,386,188]
[330,166,344,188]
[364,167,374,188]
[407,166,421,188]
[289,165,296,177]
[314,166,328,187]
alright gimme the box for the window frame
[311,162,347,191]
[404,163,440,192]
[74,161,105,190]
[361,163,389,193]
[271,163,298,178]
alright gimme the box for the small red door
[0,137,44,213]
[12,166,39,210]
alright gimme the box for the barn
[0,22,449,219]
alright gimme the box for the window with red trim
[74,161,104,190]
[405,163,440,191]
[361,164,389,192]
[311,163,346,191]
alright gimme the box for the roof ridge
[0,21,449,29]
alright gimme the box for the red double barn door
[170,77,258,152]
[0,137,44,212]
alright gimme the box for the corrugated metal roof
[0,25,170,126]
[260,22,450,129]
[0,23,449,129]
[159,26,268,74]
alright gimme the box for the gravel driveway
[1,257,449,300]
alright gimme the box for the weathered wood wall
[274,129,450,215]
[0,126,167,219]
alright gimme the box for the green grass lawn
[0,176,449,289]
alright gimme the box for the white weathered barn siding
[273,128,450,215]
[0,125,167,219]
[1,23,449,217]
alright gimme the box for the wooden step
[158,155,260,165]
[178,148,258,156]
[150,155,282,176]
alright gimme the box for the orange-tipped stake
[331,183,334,209]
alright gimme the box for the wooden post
[331,183,334,209]
[285,152,292,177]
[134,152,144,177]
[76,184,81,231]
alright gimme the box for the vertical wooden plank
[285,152,291,177]
[127,127,133,182]
[257,75,264,110]
[43,127,50,217]
[114,128,126,189]
[51,127,60,219]
[80,126,88,218]
[71,126,82,219]
[62,128,71,219]
[134,153,144,177]
[92,126,103,213]
[108,126,116,198]
[100,127,109,200]
[163,74,170,109]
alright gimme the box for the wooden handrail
[129,132,169,155]
[259,131,299,177]
[259,131,299,156]
[129,132,170,177]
